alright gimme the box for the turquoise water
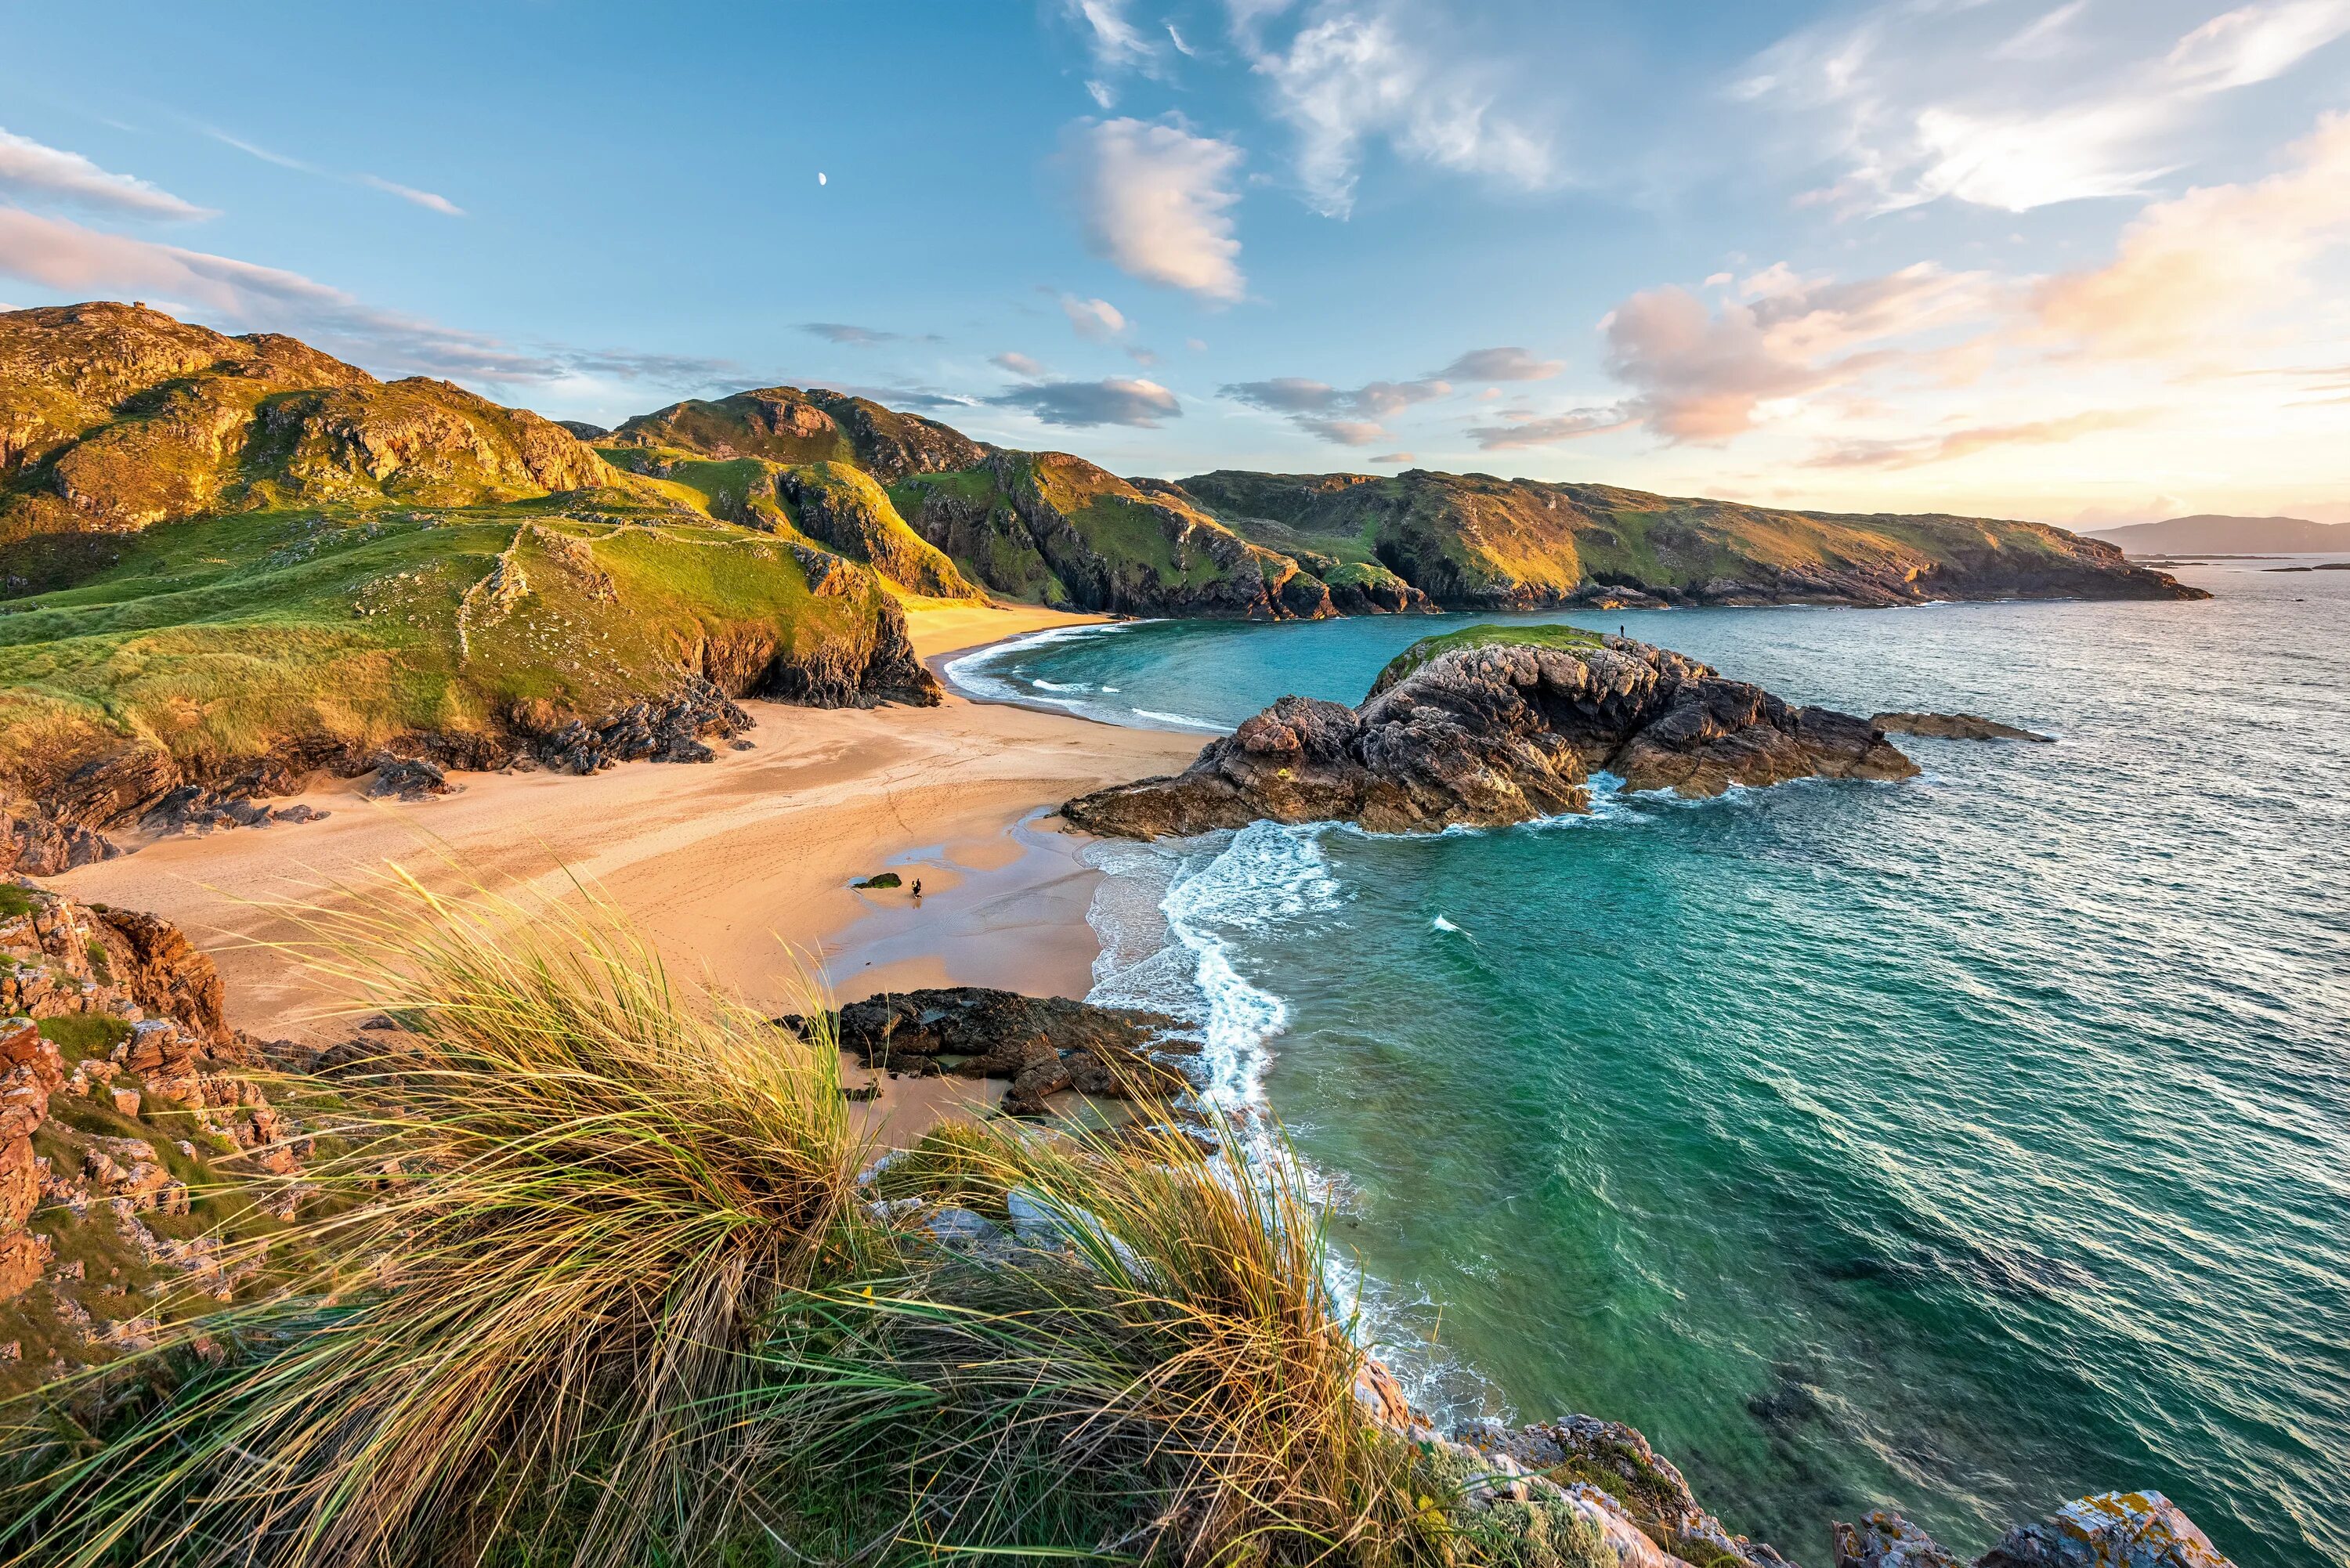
[950,562,2350,1568]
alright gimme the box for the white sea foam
[1131,707,1231,733]
[1032,678,1085,692]
[1432,914,1461,933]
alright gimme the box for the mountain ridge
[2085,514,2348,554]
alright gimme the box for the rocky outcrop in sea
[780,985,1200,1116]
[1064,631,1918,838]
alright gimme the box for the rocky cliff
[1168,468,2207,609]
[0,883,318,1384]
[1064,625,1917,838]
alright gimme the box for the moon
[817,172,827,186]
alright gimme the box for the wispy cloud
[1222,371,1452,445]
[201,125,316,173]
[0,205,728,390]
[359,175,465,216]
[1437,345,1563,382]
[0,127,212,220]
[1061,117,1246,302]
[804,322,898,345]
[205,124,474,218]
[990,374,1181,427]
[1804,410,2150,468]
[991,350,1047,377]
[1463,407,1633,450]
[1231,0,1553,219]
[1744,0,2350,213]
[1060,293,1128,340]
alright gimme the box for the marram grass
[0,871,1535,1567]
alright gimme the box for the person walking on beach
[911,878,923,899]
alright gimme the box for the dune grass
[0,872,1495,1567]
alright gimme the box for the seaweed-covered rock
[780,986,1198,1116]
[1835,1512,1967,1567]
[1871,712,2053,743]
[1976,1492,2232,1568]
[1065,630,1917,838]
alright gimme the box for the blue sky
[4,0,2348,524]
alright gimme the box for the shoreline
[45,602,1205,1140]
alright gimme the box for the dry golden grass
[2,873,1501,1568]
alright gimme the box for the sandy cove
[48,603,1205,1139]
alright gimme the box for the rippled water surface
[952,564,2350,1568]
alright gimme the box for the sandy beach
[49,602,1203,1140]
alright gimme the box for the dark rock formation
[780,986,1199,1116]
[1976,1492,2232,1568]
[1458,1414,1799,1568]
[365,758,459,801]
[1833,1492,2236,1568]
[1872,712,2053,743]
[519,675,754,773]
[1065,632,1918,838]
[91,905,230,1046]
[1,810,118,876]
[556,420,611,441]
[1835,1512,1968,1567]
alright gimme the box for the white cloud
[2167,0,2350,89]
[1748,0,2350,213]
[1061,293,1128,340]
[360,175,465,216]
[992,350,1047,377]
[1234,1,1553,218]
[0,127,212,220]
[1062,118,1246,302]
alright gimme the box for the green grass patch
[1373,622,1605,692]
[36,1014,131,1059]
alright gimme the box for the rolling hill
[2085,514,2349,555]
[0,301,2207,853]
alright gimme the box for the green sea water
[949,561,2350,1567]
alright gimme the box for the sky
[3,0,2348,527]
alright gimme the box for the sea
[944,559,2350,1568]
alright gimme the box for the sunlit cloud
[0,127,212,220]
[1061,117,1246,302]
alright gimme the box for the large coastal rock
[1064,628,1918,838]
[1834,1492,2234,1568]
[782,986,1199,1116]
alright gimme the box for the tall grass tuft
[774,1109,1436,1566]
[5,868,881,1567]
[5,874,1468,1567]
